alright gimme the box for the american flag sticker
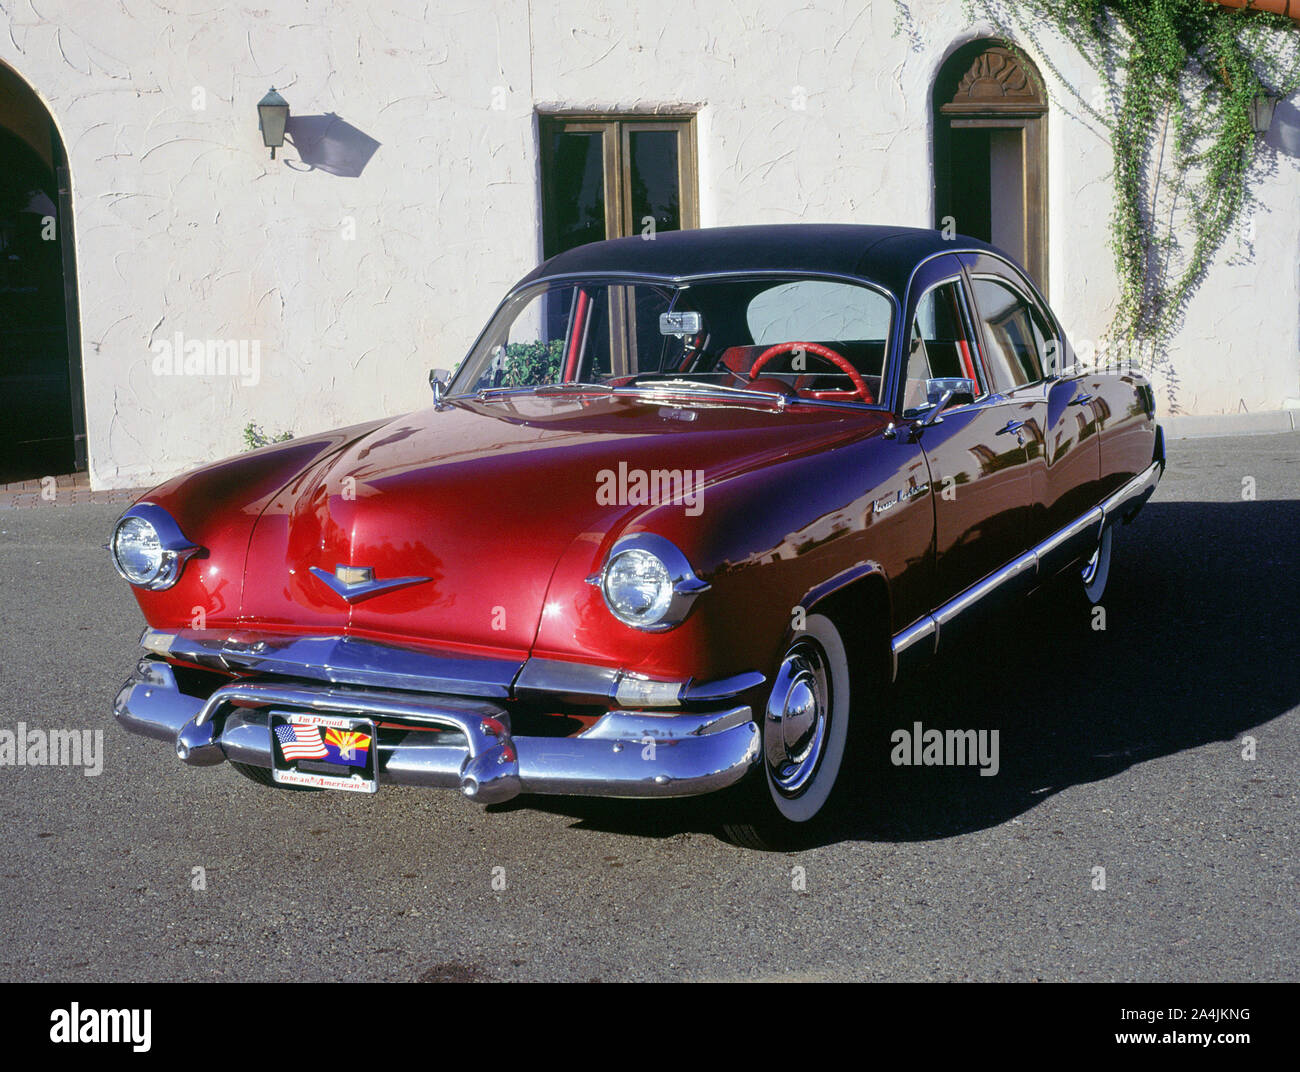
[274,722,328,761]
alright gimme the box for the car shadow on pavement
[495,499,1300,848]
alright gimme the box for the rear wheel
[718,613,851,850]
[230,761,322,791]
[1080,524,1113,606]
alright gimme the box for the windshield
[449,276,893,406]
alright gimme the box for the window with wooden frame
[539,114,699,259]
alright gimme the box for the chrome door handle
[996,419,1025,435]
[1069,393,1094,405]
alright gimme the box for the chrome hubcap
[1081,545,1100,584]
[764,645,830,796]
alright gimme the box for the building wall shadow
[284,114,380,177]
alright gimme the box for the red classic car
[111,224,1164,847]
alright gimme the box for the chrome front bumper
[114,657,760,803]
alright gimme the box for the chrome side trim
[681,671,767,703]
[932,550,1036,651]
[890,455,1162,679]
[1034,506,1104,579]
[889,617,936,682]
[1101,459,1162,526]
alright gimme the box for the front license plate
[269,711,378,794]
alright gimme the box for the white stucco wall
[1,0,1296,489]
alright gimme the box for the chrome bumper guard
[114,658,760,803]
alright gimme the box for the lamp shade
[257,88,290,155]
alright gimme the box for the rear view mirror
[429,368,451,403]
[660,311,702,337]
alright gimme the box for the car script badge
[308,564,431,604]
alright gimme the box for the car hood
[238,392,881,655]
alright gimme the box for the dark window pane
[971,278,1043,388]
[628,130,680,236]
[628,285,679,375]
[903,283,980,414]
[548,131,606,256]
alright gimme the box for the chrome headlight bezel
[588,532,710,632]
[109,503,202,591]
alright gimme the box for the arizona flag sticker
[323,727,371,766]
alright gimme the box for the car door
[900,255,1035,631]
[961,255,1102,578]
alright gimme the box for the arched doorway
[0,62,85,483]
[933,41,1049,289]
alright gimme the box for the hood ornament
[309,564,430,604]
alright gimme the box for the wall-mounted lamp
[257,87,290,158]
[1248,90,1279,135]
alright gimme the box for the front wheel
[718,613,852,849]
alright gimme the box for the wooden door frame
[932,43,1049,292]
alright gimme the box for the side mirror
[926,377,977,408]
[429,368,451,403]
[908,377,977,432]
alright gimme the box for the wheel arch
[792,562,893,689]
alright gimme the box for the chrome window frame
[898,273,992,421]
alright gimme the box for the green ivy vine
[906,1,1300,402]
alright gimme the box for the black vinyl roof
[517,223,1002,297]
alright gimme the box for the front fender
[119,419,390,630]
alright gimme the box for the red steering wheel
[747,342,875,404]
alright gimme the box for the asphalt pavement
[0,431,1296,981]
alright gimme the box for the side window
[970,277,1047,389]
[901,281,984,416]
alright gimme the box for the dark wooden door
[933,43,1049,291]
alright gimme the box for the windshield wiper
[461,382,616,400]
[533,382,615,394]
[617,378,788,404]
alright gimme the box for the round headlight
[603,548,674,628]
[593,534,711,632]
[112,516,167,586]
[109,506,200,590]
